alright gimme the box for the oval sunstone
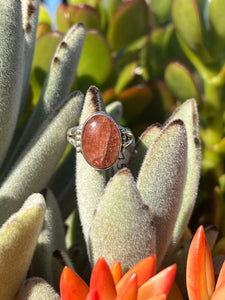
[82,114,121,169]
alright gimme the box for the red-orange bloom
[187,225,225,300]
[60,255,176,300]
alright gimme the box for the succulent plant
[0,0,85,298]
[42,0,225,234]
[1,0,225,299]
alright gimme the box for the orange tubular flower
[187,225,225,300]
[60,255,176,300]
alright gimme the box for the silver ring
[67,112,135,170]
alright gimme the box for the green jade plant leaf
[75,85,201,270]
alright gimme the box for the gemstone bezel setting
[80,112,122,170]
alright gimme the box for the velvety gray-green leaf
[15,23,86,154]
[106,101,123,124]
[0,91,83,225]
[58,178,76,220]
[129,123,162,179]
[49,148,75,201]
[90,168,156,272]
[0,0,25,167]
[20,0,40,113]
[49,148,76,220]
[76,86,106,244]
[0,193,46,300]
[15,277,60,300]
[164,99,201,257]
[137,120,187,266]
[29,189,66,287]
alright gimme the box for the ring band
[67,112,134,170]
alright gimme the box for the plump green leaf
[172,0,204,53]
[0,1,25,167]
[90,168,156,272]
[68,0,98,7]
[38,3,51,26]
[0,193,46,300]
[107,0,149,50]
[165,62,201,103]
[15,277,60,300]
[57,3,101,34]
[209,0,225,43]
[29,189,66,287]
[77,30,112,90]
[0,91,83,225]
[76,87,107,246]
[150,0,172,24]
[137,120,187,266]
[164,99,201,257]
[115,61,138,94]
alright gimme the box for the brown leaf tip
[76,22,85,28]
[25,23,32,33]
[53,56,60,64]
[88,85,102,111]
[60,41,68,49]
[28,2,36,18]
[170,119,184,127]
[53,250,66,266]
[139,123,162,141]
[194,137,201,148]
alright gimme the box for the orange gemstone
[82,114,121,169]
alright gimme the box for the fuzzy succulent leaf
[106,101,123,124]
[137,119,187,266]
[15,277,60,300]
[0,193,46,300]
[29,189,66,287]
[0,0,25,167]
[20,0,40,112]
[0,91,83,225]
[90,168,156,272]
[129,123,162,179]
[15,22,86,154]
[165,99,201,257]
[49,147,77,221]
[76,86,107,243]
